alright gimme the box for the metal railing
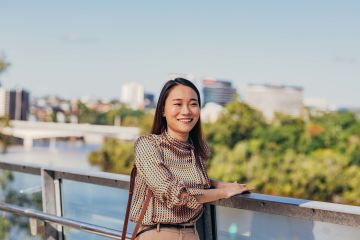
[0,159,359,240]
[0,202,127,239]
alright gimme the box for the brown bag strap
[121,166,153,240]
[131,189,152,240]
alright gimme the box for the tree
[0,54,10,76]
[254,113,305,153]
[0,117,12,153]
[0,54,10,87]
[204,100,266,148]
[0,55,12,153]
[88,138,134,174]
[204,104,360,205]
[0,170,42,239]
[138,111,154,134]
[0,217,10,240]
[87,110,154,174]
[77,101,98,124]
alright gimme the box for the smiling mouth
[178,118,193,123]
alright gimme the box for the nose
[180,105,191,115]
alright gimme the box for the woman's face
[163,84,200,141]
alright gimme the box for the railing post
[197,204,217,240]
[41,169,63,240]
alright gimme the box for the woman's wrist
[210,179,227,189]
[210,179,221,189]
[220,188,228,199]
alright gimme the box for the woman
[129,78,251,240]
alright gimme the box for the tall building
[244,84,303,121]
[144,93,155,109]
[0,88,30,120]
[120,82,144,110]
[203,79,236,106]
[8,89,30,120]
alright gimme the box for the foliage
[88,110,154,173]
[139,111,154,135]
[77,101,146,126]
[204,101,266,148]
[77,102,98,124]
[0,170,42,239]
[206,101,360,205]
[0,55,10,76]
[0,217,10,240]
[88,138,135,174]
[0,171,12,240]
[0,117,12,153]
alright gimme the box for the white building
[0,87,7,117]
[121,82,144,110]
[303,98,336,111]
[244,84,303,121]
[201,102,224,123]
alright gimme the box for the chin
[180,126,195,133]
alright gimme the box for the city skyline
[0,1,359,108]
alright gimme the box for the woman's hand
[223,182,252,199]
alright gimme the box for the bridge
[2,120,140,149]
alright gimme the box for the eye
[174,103,181,106]
[191,102,199,106]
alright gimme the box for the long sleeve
[134,135,202,209]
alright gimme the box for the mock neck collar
[163,130,194,150]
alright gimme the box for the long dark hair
[151,78,209,160]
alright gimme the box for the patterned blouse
[129,131,211,225]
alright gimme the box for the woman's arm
[210,178,227,189]
[193,181,251,204]
[193,188,226,203]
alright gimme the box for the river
[1,141,101,171]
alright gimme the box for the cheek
[192,108,200,117]
[164,107,179,118]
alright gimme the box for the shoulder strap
[131,189,152,240]
[121,166,153,240]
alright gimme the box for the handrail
[1,159,360,236]
[0,202,129,240]
[0,160,129,188]
[214,192,360,227]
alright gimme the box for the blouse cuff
[185,188,204,209]
[187,188,205,196]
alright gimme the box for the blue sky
[0,0,359,107]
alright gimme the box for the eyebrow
[171,98,198,101]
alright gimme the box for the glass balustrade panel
[215,206,360,240]
[62,179,134,239]
[0,169,43,240]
